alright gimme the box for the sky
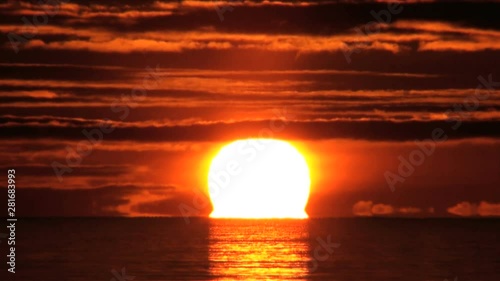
[1,0,499,218]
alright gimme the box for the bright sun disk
[208,139,310,219]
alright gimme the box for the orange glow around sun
[207,139,310,219]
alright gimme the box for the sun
[207,139,310,219]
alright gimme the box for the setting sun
[207,139,310,219]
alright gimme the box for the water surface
[6,218,499,280]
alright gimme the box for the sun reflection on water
[209,220,310,280]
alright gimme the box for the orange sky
[1,0,499,218]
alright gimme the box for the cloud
[447,201,500,217]
[398,207,423,214]
[371,203,395,215]
[447,201,477,217]
[18,33,402,54]
[24,38,232,53]
[477,201,500,217]
[131,194,212,217]
[419,39,500,52]
[352,200,373,216]
[0,164,133,178]
[390,20,500,52]
[9,16,497,56]
[353,201,430,216]
[0,184,179,217]
[3,0,499,58]
[0,90,59,98]
[1,119,499,142]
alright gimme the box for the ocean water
[4,218,499,281]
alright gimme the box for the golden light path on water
[208,220,310,280]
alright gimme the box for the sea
[3,218,499,281]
